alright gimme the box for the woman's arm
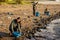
[11,22,14,33]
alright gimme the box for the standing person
[9,17,22,38]
[32,2,38,16]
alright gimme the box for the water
[33,19,60,40]
[25,19,60,40]
[46,19,60,40]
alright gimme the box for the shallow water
[31,19,60,40]
[46,19,60,40]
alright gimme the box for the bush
[0,0,31,4]
[21,1,31,4]
[6,0,16,4]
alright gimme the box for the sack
[12,31,22,38]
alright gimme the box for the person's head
[17,17,21,23]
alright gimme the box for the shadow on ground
[0,32,10,38]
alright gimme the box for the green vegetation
[0,0,32,4]
[6,0,16,4]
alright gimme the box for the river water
[46,19,60,40]
[25,19,60,40]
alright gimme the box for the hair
[17,17,20,19]
[45,8,47,11]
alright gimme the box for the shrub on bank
[0,0,31,4]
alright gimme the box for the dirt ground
[0,2,60,40]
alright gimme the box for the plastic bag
[12,31,22,38]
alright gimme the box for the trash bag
[12,31,22,38]
[35,12,40,17]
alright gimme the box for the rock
[24,38,30,40]
[51,19,60,24]
[34,28,55,40]
[0,21,3,24]
[7,12,13,15]
[31,38,35,40]
[46,18,60,40]
[0,21,5,27]
[24,13,27,15]
[7,16,11,19]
